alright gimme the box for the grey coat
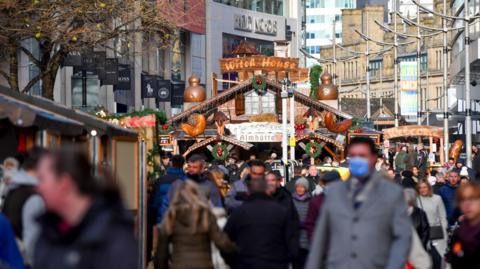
[305,172,412,269]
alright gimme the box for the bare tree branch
[20,46,40,67]
[21,74,41,94]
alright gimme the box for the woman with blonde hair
[155,180,236,269]
[416,180,448,269]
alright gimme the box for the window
[171,31,186,81]
[245,90,276,115]
[72,70,100,111]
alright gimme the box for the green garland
[309,65,322,99]
[212,143,229,161]
[159,124,174,134]
[147,144,162,179]
[94,108,167,124]
[305,141,322,159]
[252,75,267,94]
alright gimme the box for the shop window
[245,90,276,115]
[72,70,100,111]
[171,31,186,81]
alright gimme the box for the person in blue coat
[437,169,461,226]
[0,213,25,269]
[154,155,186,223]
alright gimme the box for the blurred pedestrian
[304,170,341,241]
[0,213,24,269]
[159,153,172,177]
[432,171,446,194]
[291,177,312,269]
[208,169,230,204]
[402,170,417,189]
[224,176,298,269]
[412,166,420,182]
[150,155,186,261]
[163,155,222,213]
[306,137,412,269]
[395,145,408,173]
[286,165,317,195]
[404,188,430,249]
[0,157,20,206]
[34,148,138,269]
[406,145,418,171]
[417,181,448,269]
[443,157,455,171]
[446,182,480,269]
[225,160,265,213]
[416,144,429,180]
[2,147,46,265]
[155,180,236,269]
[438,169,461,226]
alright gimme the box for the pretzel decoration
[181,114,206,137]
[324,112,352,134]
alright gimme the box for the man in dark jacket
[224,176,298,269]
[163,154,222,210]
[438,169,461,226]
[34,148,137,269]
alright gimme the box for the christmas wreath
[252,75,267,95]
[159,124,174,134]
[212,143,229,161]
[305,141,323,159]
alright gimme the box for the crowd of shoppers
[1,137,480,269]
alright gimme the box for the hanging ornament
[34,32,41,39]
[305,141,323,159]
[251,75,266,95]
[212,143,229,161]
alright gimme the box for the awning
[0,94,84,136]
[0,87,137,138]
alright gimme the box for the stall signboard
[159,135,172,146]
[220,56,299,73]
[400,61,418,116]
[141,74,158,98]
[226,122,282,142]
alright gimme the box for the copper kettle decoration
[316,72,338,100]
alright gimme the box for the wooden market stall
[0,86,141,212]
[382,125,445,165]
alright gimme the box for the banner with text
[400,61,418,116]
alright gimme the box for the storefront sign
[220,56,299,73]
[226,122,282,142]
[114,65,132,91]
[171,81,186,106]
[156,78,171,102]
[141,74,158,99]
[234,14,278,36]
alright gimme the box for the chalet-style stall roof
[167,79,352,125]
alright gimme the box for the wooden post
[439,138,444,165]
[212,73,218,97]
[323,145,338,162]
[429,136,433,154]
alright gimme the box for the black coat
[224,193,298,269]
[401,176,417,189]
[410,207,430,249]
[34,198,138,269]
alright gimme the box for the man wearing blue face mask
[306,137,412,269]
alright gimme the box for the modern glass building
[304,0,355,66]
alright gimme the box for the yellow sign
[220,56,299,73]
[289,136,296,147]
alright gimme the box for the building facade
[1,0,208,118]
[206,0,300,92]
[449,0,480,138]
[319,3,449,120]
[304,0,356,66]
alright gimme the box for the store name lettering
[234,14,278,36]
[220,56,299,72]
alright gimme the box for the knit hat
[322,170,341,184]
[295,177,310,190]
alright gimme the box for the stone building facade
[318,1,450,115]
